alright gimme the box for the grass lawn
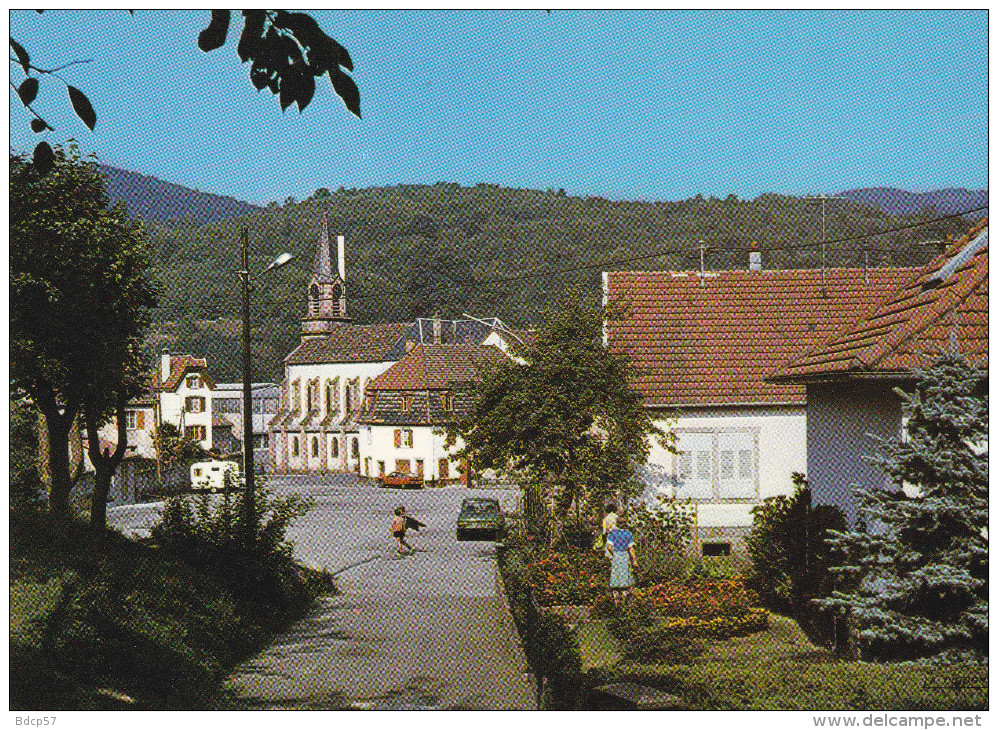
[10,509,330,710]
[581,614,988,711]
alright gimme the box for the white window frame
[672,427,759,502]
[125,411,138,430]
[186,374,201,389]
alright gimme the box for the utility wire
[348,205,988,302]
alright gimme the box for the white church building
[268,221,520,479]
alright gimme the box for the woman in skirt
[605,514,637,604]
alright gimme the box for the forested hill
[99,163,261,224]
[837,187,988,219]
[143,183,980,382]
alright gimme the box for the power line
[348,205,988,302]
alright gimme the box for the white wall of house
[806,381,901,526]
[365,424,464,482]
[272,360,396,473]
[158,375,213,449]
[639,405,806,541]
[97,405,157,460]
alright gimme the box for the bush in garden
[525,552,607,606]
[151,478,333,610]
[746,472,846,610]
[592,577,769,654]
[628,494,697,582]
[818,354,988,663]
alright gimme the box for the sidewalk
[223,560,536,710]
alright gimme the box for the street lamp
[239,225,293,545]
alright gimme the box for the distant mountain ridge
[98,163,261,224]
[837,187,988,219]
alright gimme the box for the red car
[377,471,424,489]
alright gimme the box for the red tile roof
[605,267,915,407]
[775,221,988,381]
[286,322,412,365]
[367,344,509,391]
[151,354,213,391]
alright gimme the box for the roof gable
[775,221,988,381]
[151,355,214,392]
[286,322,413,365]
[367,343,509,391]
[606,267,915,407]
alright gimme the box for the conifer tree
[819,353,988,662]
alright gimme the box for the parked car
[456,497,504,541]
[190,460,242,492]
[377,471,424,489]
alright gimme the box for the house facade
[772,221,988,525]
[268,222,521,476]
[99,352,217,459]
[213,382,280,463]
[604,261,914,555]
[356,343,510,484]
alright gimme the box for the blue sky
[9,10,988,206]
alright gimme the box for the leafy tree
[10,144,157,521]
[83,346,152,529]
[10,396,43,511]
[448,288,664,541]
[818,354,988,662]
[11,9,360,172]
[155,422,209,469]
[745,472,846,610]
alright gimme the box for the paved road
[111,475,536,709]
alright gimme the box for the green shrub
[621,621,705,664]
[746,473,846,610]
[150,479,333,610]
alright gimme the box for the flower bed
[592,577,769,642]
[524,552,607,607]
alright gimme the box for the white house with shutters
[97,352,217,460]
[355,342,511,484]
[604,262,914,556]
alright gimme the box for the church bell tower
[301,217,350,341]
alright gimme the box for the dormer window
[186,374,200,389]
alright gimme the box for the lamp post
[239,225,293,545]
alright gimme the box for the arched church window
[292,437,299,456]
[351,438,360,458]
[311,437,319,457]
[332,438,339,458]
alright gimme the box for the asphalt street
[108,474,535,709]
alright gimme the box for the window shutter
[717,431,755,498]
[394,429,401,448]
[137,411,145,429]
[674,432,714,499]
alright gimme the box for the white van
[190,460,242,492]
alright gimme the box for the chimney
[748,242,762,271]
[432,310,441,344]
[160,350,172,383]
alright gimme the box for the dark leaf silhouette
[197,9,230,52]
[30,117,49,133]
[32,141,54,174]
[17,77,38,105]
[10,37,30,74]
[238,10,267,63]
[67,85,97,130]
[331,68,361,117]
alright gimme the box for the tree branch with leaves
[11,9,360,173]
[448,288,667,543]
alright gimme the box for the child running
[391,506,414,555]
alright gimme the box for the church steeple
[302,217,350,341]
